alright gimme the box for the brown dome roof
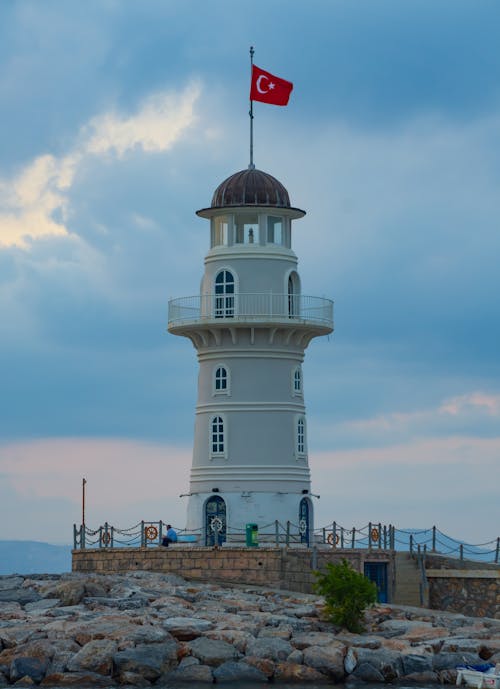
[211,168,291,208]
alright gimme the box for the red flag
[250,64,293,106]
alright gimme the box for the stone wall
[425,554,500,619]
[72,546,394,595]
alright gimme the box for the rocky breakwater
[1,571,500,686]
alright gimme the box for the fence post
[159,521,163,544]
[409,534,413,556]
[496,538,500,564]
[322,527,326,545]
[333,521,337,548]
[389,525,394,550]
[351,527,356,549]
[111,526,114,548]
[460,544,464,561]
[141,520,145,547]
[286,521,290,547]
[104,522,110,548]
[341,526,344,548]
[432,525,436,552]
[99,525,103,548]
[81,524,85,549]
[275,520,280,547]
[73,524,77,549]
[383,525,387,549]
[378,522,382,549]
[368,522,372,550]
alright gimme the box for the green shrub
[313,559,378,633]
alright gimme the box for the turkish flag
[250,65,293,106]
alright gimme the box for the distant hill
[0,541,71,575]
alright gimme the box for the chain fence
[73,519,500,564]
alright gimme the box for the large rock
[0,578,24,590]
[162,617,213,640]
[245,636,293,661]
[113,641,178,680]
[66,639,117,675]
[204,630,253,653]
[352,661,385,682]
[163,657,213,683]
[41,670,116,686]
[44,582,86,607]
[187,637,239,666]
[292,631,337,649]
[24,599,61,613]
[303,643,346,681]
[10,657,48,684]
[400,652,434,676]
[0,589,40,606]
[213,660,268,683]
[432,651,480,671]
[242,656,275,678]
[352,647,403,682]
[274,661,330,682]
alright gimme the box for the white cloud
[312,391,500,447]
[85,86,199,157]
[0,83,201,248]
[439,392,500,417]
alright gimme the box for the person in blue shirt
[161,524,177,547]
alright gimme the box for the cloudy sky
[1,0,499,546]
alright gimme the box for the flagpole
[249,46,255,170]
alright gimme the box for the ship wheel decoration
[299,519,307,535]
[144,525,159,541]
[210,516,224,533]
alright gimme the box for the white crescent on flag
[256,75,270,94]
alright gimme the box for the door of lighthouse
[205,495,227,546]
[299,498,310,546]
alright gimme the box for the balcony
[168,293,334,331]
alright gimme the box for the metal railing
[73,519,500,564]
[168,293,334,329]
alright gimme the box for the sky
[0,0,499,546]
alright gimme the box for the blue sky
[0,0,499,544]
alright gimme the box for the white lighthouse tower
[168,167,333,545]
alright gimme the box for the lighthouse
[168,167,333,545]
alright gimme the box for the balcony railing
[168,293,334,329]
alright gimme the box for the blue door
[364,562,388,603]
[205,496,227,546]
[299,498,310,546]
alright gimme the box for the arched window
[293,366,302,395]
[297,416,306,456]
[211,416,225,456]
[214,365,229,395]
[215,270,235,318]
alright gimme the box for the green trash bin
[245,523,258,547]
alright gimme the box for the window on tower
[213,365,230,395]
[293,366,302,396]
[210,416,225,457]
[214,270,235,318]
[296,416,307,457]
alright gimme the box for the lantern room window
[267,216,283,245]
[235,214,259,244]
